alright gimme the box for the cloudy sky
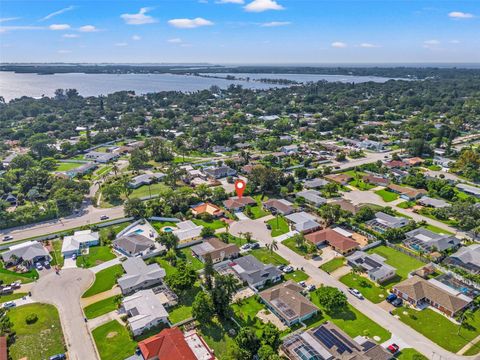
[1,0,479,63]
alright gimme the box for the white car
[298,281,307,287]
[348,287,364,299]
[35,263,43,271]
[306,284,316,292]
[283,265,294,273]
[71,254,77,260]
[2,235,13,241]
[240,244,251,251]
[3,301,15,309]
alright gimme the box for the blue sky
[1,0,479,63]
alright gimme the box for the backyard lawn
[349,179,376,191]
[250,248,288,266]
[339,273,388,303]
[375,189,399,202]
[8,303,65,360]
[0,265,38,284]
[49,239,64,267]
[92,320,137,360]
[130,182,170,199]
[55,161,81,172]
[366,245,425,282]
[192,218,226,230]
[307,290,391,343]
[168,284,202,324]
[84,296,120,319]
[231,296,269,336]
[199,318,237,359]
[76,246,116,268]
[320,257,345,273]
[282,237,310,256]
[82,264,124,298]
[393,307,480,353]
[395,348,428,360]
[267,216,290,237]
[0,292,27,302]
[178,247,205,271]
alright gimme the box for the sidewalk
[90,257,121,274]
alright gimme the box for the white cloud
[57,49,71,54]
[41,6,75,21]
[244,0,284,12]
[260,21,291,27]
[448,11,474,19]
[359,43,379,48]
[168,17,214,28]
[132,35,141,41]
[331,41,347,48]
[79,25,98,32]
[423,39,441,49]
[49,24,70,30]
[0,17,20,23]
[167,38,183,43]
[115,42,128,47]
[121,8,157,25]
[217,0,244,3]
[63,33,79,38]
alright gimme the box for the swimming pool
[134,229,144,235]
[163,227,174,233]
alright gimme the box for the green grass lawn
[267,216,290,237]
[8,303,65,360]
[424,224,454,235]
[284,269,309,282]
[76,246,116,268]
[247,205,270,219]
[320,257,345,273]
[192,218,226,230]
[397,201,415,209]
[395,348,428,360]
[84,296,119,319]
[339,273,388,303]
[92,320,138,360]
[375,189,399,202]
[0,266,38,284]
[349,179,376,191]
[0,292,27,302]
[55,161,82,172]
[306,290,391,342]
[150,221,178,233]
[168,284,202,324]
[250,248,288,266]
[366,245,425,282]
[464,342,480,356]
[82,264,124,298]
[428,164,442,171]
[393,307,480,353]
[231,296,269,336]
[282,237,310,256]
[130,182,170,199]
[178,247,205,271]
[199,318,237,359]
[49,239,65,268]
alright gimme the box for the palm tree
[112,163,119,177]
[294,233,305,248]
[222,273,238,297]
[266,240,278,254]
[244,232,253,243]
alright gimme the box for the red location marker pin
[235,179,246,198]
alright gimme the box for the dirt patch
[106,331,117,339]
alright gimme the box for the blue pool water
[163,227,173,233]
[134,229,144,235]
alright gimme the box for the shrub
[25,313,38,324]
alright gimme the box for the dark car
[50,354,66,360]
[391,298,403,307]
[250,243,260,249]
[386,293,397,303]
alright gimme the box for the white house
[61,230,100,257]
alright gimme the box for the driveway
[90,257,121,274]
[31,268,98,360]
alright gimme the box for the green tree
[124,198,147,218]
[316,286,347,312]
[157,232,179,250]
[192,291,215,324]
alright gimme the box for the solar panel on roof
[313,326,353,354]
[364,257,381,268]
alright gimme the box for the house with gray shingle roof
[228,255,282,289]
[444,244,480,274]
[2,241,51,267]
[118,257,166,294]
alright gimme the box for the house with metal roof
[418,196,451,209]
[303,178,329,189]
[456,183,480,198]
[172,220,203,243]
[285,212,321,234]
[2,241,51,267]
[118,257,166,295]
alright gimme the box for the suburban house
[387,184,427,200]
[226,255,282,289]
[223,196,256,211]
[118,257,166,295]
[303,178,329,189]
[282,322,391,360]
[444,244,480,274]
[404,228,461,253]
[362,175,389,187]
[263,199,294,216]
[331,199,361,215]
[405,157,424,166]
[285,212,321,233]
[190,238,239,263]
[61,229,100,257]
[84,151,119,163]
[172,220,203,243]
[128,173,166,189]
[203,165,236,179]
[281,144,299,154]
[137,327,214,360]
[114,234,158,257]
[384,160,409,169]
[259,281,319,326]
[296,190,327,207]
[347,251,397,283]
[65,162,97,178]
[0,193,17,206]
[456,183,480,198]
[191,202,224,217]
[392,276,472,317]
[324,174,352,185]
[305,228,359,255]
[418,196,451,209]
[1,241,51,267]
[366,212,409,232]
[122,289,169,336]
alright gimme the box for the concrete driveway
[31,268,98,360]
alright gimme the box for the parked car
[11,281,21,289]
[348,288,364,299]
[2,235,13,241]
[391,298,403,307]
[35,263,43,270]
[386,293,397,303]
[100,215,109,220]
[266,224,272,230]
[3,301,15,309]
[49,354,67,360]
[44,260,51,268]
[240,244,251,251]
[306,284,316,292]
[1,286,13,294]
[250,243,260,249]
[387,344,399,354]
[277,265,286,271]
[283,265,294,273]
[299,281,307,287]
[71,253,77,260]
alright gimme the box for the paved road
[31,268,99,360]
[230,219,479,360]
[0,205,124,242]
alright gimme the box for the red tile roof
[138,327,197,360]
[305,228,359,252]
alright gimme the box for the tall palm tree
[267,240,278,254]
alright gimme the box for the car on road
[306,284,316,292]
[50,354,67,360]
[348,287,364,299]
[283,265,294,273]
[3,301,15,309]
[299,281,307,287]
[391,298,403,307]
[266,223,271,230]
[35,262,43,270]
[100,215,109,220]
[387,344,399,354]
[386,293,397,303]
[2,235,13,241]
[250,242,260,249]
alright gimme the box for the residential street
[231,218,480,360]
[31,268,99,360]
